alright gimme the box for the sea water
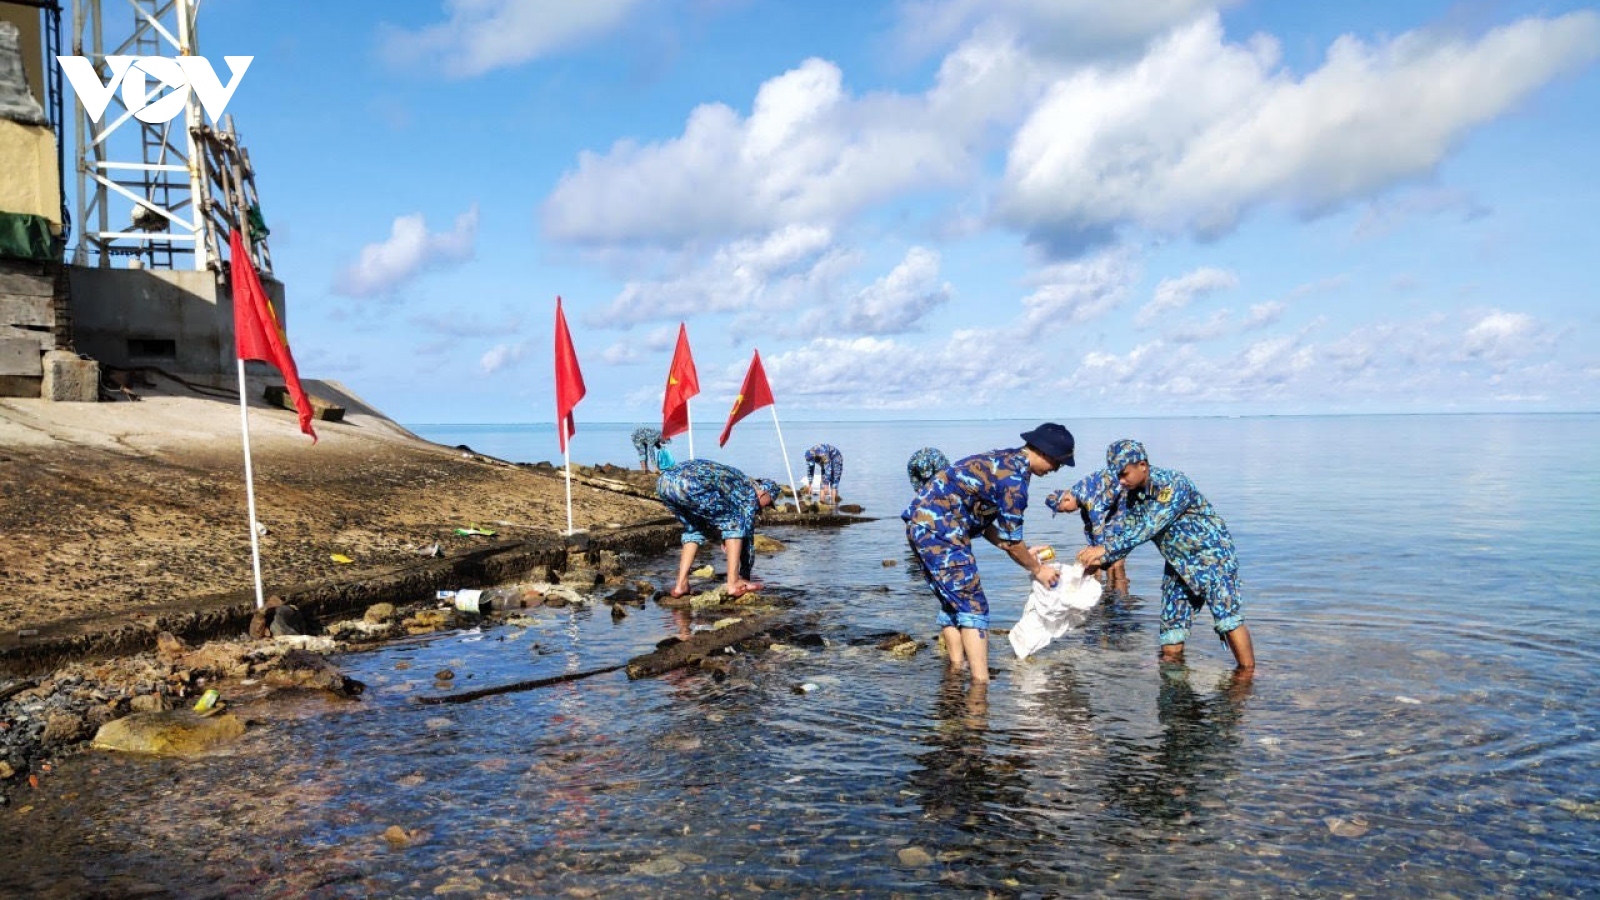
[2,414,1596,897]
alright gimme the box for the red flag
[718,349,775,447]
[230,231,315,442]
[660,322,700,438]
[554,296,586,452]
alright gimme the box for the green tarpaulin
[0,212,54,261]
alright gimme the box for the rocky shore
[0,373,867,808]
[0,375,687,804]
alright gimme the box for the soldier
[1078,440,1256,671]
[631,426,668,472]
[657,459,778,600]
[1045,467,1129,590]
[903,423,1075,684]
[804,443,845,504]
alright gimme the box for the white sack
[1008,562,1104,660]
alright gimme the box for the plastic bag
[1008,563,1103,660]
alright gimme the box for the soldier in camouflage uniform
[903,424,1075,684]
[1078,440,1255,671]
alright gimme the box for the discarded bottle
[453,589,489,614]
[193,689,220,713]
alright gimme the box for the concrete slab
[41,349,97,402]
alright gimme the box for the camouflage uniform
[1098,440,1244,646]
[1046,468,1124,547]
[901,449,1033,632]
[632,427,665,468]
[656,459,768,580]
[804,444,844,493]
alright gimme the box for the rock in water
[91,710,247,756]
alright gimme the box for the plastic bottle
[453,589,488,613]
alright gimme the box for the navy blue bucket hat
[1020,423,1075,467]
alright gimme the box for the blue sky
[177,0,1598,424]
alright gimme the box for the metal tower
[67,0,266,273]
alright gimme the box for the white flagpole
[236,359,266,609]
[563,441,575,535]
[767,405,802,512]
[686,400,695,460]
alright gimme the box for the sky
[104,1,1600,423]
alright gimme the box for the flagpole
[686,400,695,460]
[767,405,802,512]
[563,443,575,535]
[236,359,266,609]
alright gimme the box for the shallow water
[2,415,1596,897]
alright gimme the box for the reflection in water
[1102,663,1252,828]
[906,677,1041,840]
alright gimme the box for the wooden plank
[0,271,53,298]
[0,338,41,376]
[626,614,779,679]
[0,295,54,328]
[414,663,627,705]
[0,324,51,351]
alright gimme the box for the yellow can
[1035,546,1056,562]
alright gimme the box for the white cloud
[700,288,1590,415]
[479,341,527,374]
[543,40,1048,247]
[837,247,952,334]
[997,11,1600,251]
[1165,309,1231,344]
[764,329,1031,409]
[1019,248,1136,328]
[1137,266,1237,327]
[1049,307,1587,412]
[1241,301,1285,330]
[333,206,479,298]
[898,0,1240,61]
[1460,310,1545,367]
[1353,185,1491,240]
[588,225,857,327]
[601,325,679,364]
[379,0,643,78]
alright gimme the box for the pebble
[897,846,934,867]
[1325,816,1370,838]
[629,855,685,876]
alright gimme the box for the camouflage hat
[752,478,781,503]
[1106,439,1147,475]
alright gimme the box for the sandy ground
[0,374,666,652]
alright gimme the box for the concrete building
[0,1,287,400]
